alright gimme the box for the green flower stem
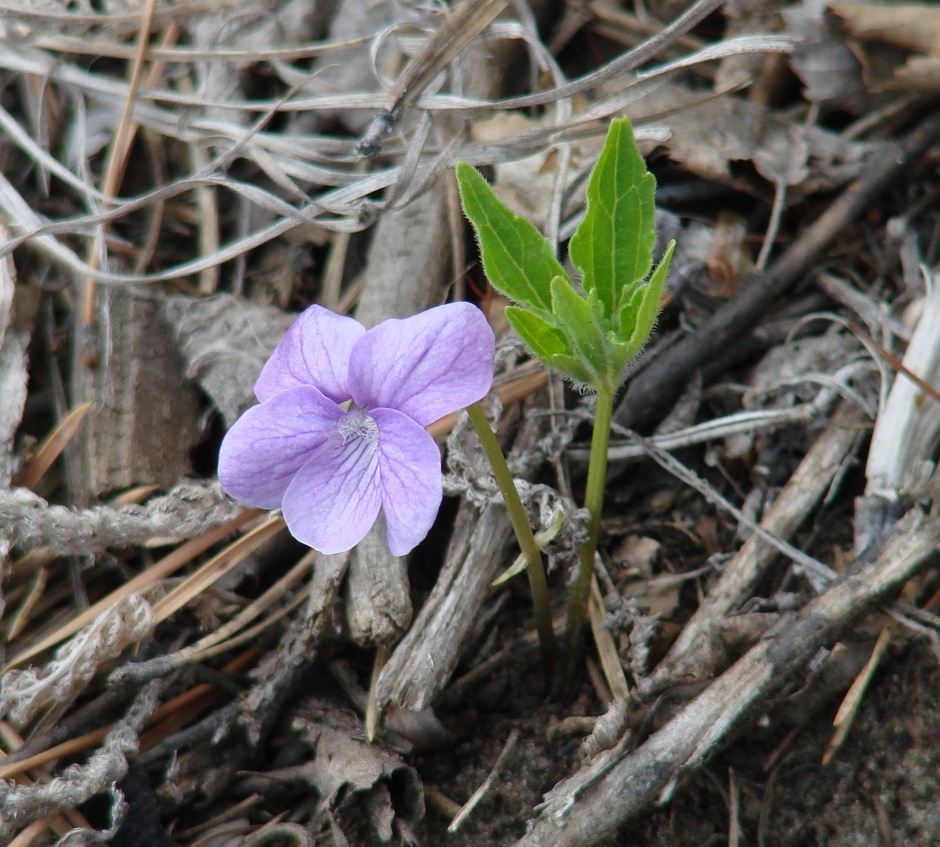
[562,386,614,681]
[466,401,556,680]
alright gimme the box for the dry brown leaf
[269,709,425,846]
[630,83,875,198]
[785,2,868,106]
[830,2,940,91]
[612,534,661,579]
[830,2,940,56]
[894,54,940,90]
[623,575,683,618]
[706,211,752,297]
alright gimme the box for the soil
[419,648,940,846]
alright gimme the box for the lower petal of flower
[281,416,382,554]
[218,386,344,509]
[371,408,443,556]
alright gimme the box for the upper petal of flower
[371,408,443,556]
[255,305,365,403]
[347,302,495,427]
[218,386,345,509]
[281,413,382,554]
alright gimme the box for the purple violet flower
[218,302,495,556]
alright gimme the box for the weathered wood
[342,189,452,643]
[237,550,349,749]
[343,522,412,646]
[0,273,32,488]
[72,287,201,499]
[354,184,453,327]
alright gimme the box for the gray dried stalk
[443,390,587,554]
[642,400,867,697]
[339,0,557,649]
[0,482,242,555]
[375,391,585,712]
[0,593,154,726]
[0,681,160,839]
[0,538,9,627]
[53,788,128,846]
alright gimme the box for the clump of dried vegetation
[2,1,940,845]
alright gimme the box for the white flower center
[336,410,378,444]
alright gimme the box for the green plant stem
[466,401,556,681]
[562,386,614,682]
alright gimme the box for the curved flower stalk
[219,303,495,556]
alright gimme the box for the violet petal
[255,305,365,403]
[347,302,495,426]
[218,386,344,509]
[371,408,443,556]
[281,413,382,554]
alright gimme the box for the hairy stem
[466,401,556,681]
[562,387,614,683]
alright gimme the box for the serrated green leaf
[507,305,601,385]
[568,117,657,318]
[505,305,569,362]
[550,276,611,385]
[623,239,674,348]
[456,162,566,316]
[611,239,675,374]
[546,352,597,386]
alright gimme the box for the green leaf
[456,162,567,316]
[545,352,598,386]
[504,305,569,362]
[506,305,600,386]
[568,117,657,318]
[611,239,675,374]
[549,276,611,385]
